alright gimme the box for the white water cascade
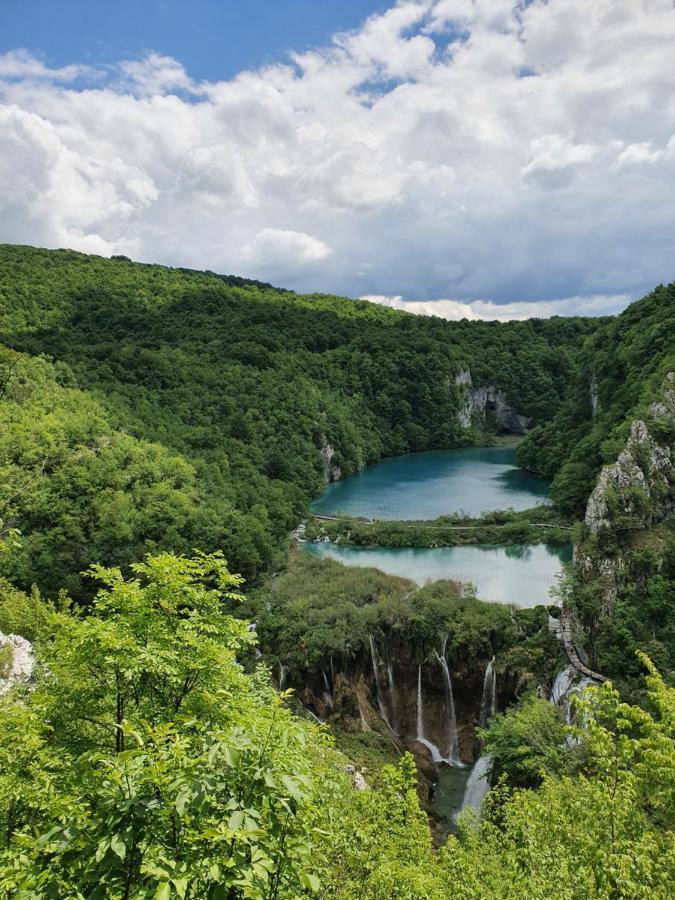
[278,663,288,691]
[322,668,334,709]
[480,656,497,726]
[385,652,401,733]
[551,666,598,727]
[459,755,492,817]
[550,666,576,706]
[369,635,395,733]
[434,643,461,765]
[416,664,450,764]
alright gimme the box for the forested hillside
[519,283,675,512]
[0,244,598,597]
[0,245,673,897]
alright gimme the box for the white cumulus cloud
[1,0,674,312]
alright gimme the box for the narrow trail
[311,514,572,530]
[560,607,607,681]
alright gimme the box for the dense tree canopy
[0,244,599,596]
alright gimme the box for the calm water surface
[311,446,550,520]
[306,445,572,606]
[303,542,571,607]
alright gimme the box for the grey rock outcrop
[455,369,530,434]
[0,632,34,696]
[584,419,672,534]
[320,440,342,483]
[578,372,674,614]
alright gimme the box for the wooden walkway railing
[560,607,606,681]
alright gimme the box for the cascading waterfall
[416,664,448,764]
[480,656,497,726]
[434,642,461,765]
[322,668,334,709]
[551,666,597,728]
[278,663,288,691]
[416,665,424,740]
[368,635,395,733]
[458,755,492,817]
[385,651,400,733]
[550,666,576,705]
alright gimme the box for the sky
[1,0,675,320]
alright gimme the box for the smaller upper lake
[311,446,550,520]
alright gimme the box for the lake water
[305,445,571,606]
[311,446,551,520]
[303,542,571,607]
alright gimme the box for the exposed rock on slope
[576,372,674,615]
[584,419,672,534]
[455,369,530,435]
[0,632,34,695]
[320,441,342,483]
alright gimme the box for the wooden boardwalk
[311,514,572,531]
[560,607,607,681]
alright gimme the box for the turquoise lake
[305,446,572,607]
[303,542,571,607]
[311,446,551,520]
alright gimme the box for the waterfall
[550,666,576,705]
[278,663,288,691]
[480,656,497,726]
[416,665,424,740]
[368,635,394,733]
[385,651,400,733]
[552,667,597,727]
[416,664,450,764]
[322,668,334,709]
[434,646,461,765]
[458,755,492,817]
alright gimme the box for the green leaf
[300,872,321,892]
[172,876,189,898]
[110,833,127,860]
[228,810,244,831]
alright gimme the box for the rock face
[455,369,530,435]
[0,632,34,696]
[577,372,674,614]
[320,440,342,483]
[584,421,672,534]
[291,638,495,768]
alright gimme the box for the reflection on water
[302,542,572,607]
[505,544,533,560]
[311,446,550,520]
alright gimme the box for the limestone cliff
[455,369,530,435]
[0,632,34,696]
[320,440,342,483]
[576,372,674,614]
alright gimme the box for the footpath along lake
[305,446,571,607]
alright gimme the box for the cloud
[0,49,92,82]
[118,53,202,96]
[243,228,332,280]
[361,292,630,321]
[1,0,674,311]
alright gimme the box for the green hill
[0,244,598,596]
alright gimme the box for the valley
[0,246,672,898]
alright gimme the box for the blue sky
[1,0,674,319]
[2,1,388,82]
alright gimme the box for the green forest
[0,245,673,898]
